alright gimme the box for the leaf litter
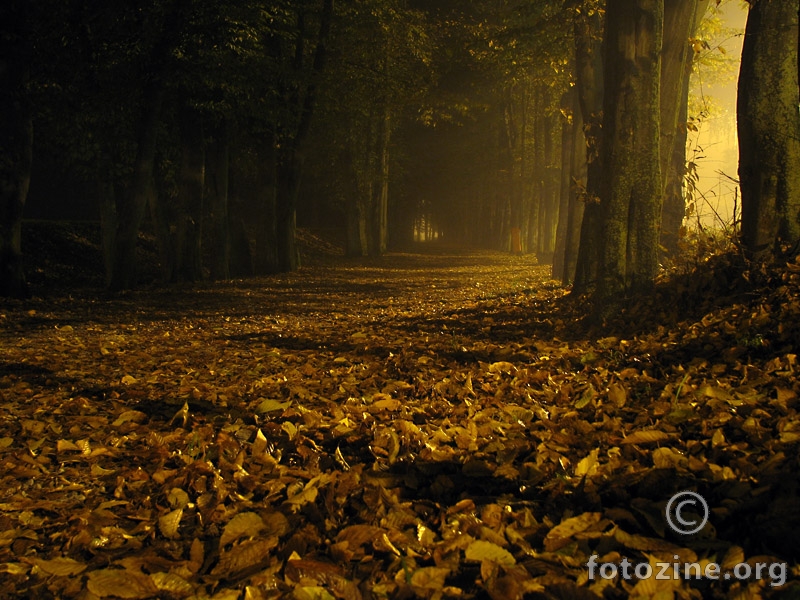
[1,250,799,599]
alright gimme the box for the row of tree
[0,0,798,300]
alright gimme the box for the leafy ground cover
[1,242,800,599]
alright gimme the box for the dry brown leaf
[465,540,516,566]
[86,568,159,598]
[29,556,87,576]
[543,512,602,552]
[211,538,277,578]
[158,507,183,539]
[220,512,266,547]
[150,572,194,597]
[619,430,671,445]
[409,566,451,590]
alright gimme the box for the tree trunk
[563,102,587,285]
[174,103,205,282]
[0,3,32,298]
[597,0,664,299]
[253,135,279,275]
[276,149,301,271]
[370,107,390,256]
[275,0,334,272]
[207,122,230,280]
[346,137,369,257]
[0,17,33,298]
[103,2,184,290]
[659,0,710,258]
[539,112,560,263]
[553,90,577,281]
[105,82,164,290]
[738,0,800,257]
[148,175,174,283]
[572,6,605,293]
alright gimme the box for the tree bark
[275,0,334,272]
[553,102,572,279]
[370,106,391,256]
[174,102,205,282]
[563,103,587,285]
[738,0,800,257]
[659,0,710,258]
[253,134,279,275]
[103,2,185,290]
[105,81,164,290]
[597,0,664,299]
[572,5,605,293]
[0,1,32,298]
[207,123,230,280]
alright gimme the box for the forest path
[1,250,798,598]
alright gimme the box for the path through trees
[1,250,799,597]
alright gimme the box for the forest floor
[1,225,800,599]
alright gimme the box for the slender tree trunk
[106,82,164,290]
[208,123,230,280]
[660,0,710,258]
[346,139,369,256]
[174,103,205,282]
[254,134,279,274]
[553,90,576,281]
[276,147,302,271]
[104,1,184,290]
[0,3,32,298]
[572,7,605,293]
[539,112,560,263]
[518,84,531,253]
[370,107,390,256]
[564,103,587,285]
[275,0,334,272]
[148,174,174,283]
[738,0,800,257]
[597,0,664,299]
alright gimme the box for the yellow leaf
[410,566,451,590]
[255,398,292,414]
[167,488,190,509]
[607,383,626,407]
[30,556,87,576]
[121,375,137,385]
[158,508,183,539]
[620,430,671,445]
[150,572,194,596]
[263,511,290,537]
[575,448,599,477]
[465,540,516,566]
[57,439,80,452]
[779,431,800,444]
[0,563,29,576]
[211,538,276,578]
[292,587,336,600]
[543,512,601,552]
[112,410,148,427]
[86,568,159,598]
[489,361,516,374]
[652,447,686,469]
[371,397,401,411]
[252,428,268,455]
[711,428,726,447]
[220,512,265,547]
